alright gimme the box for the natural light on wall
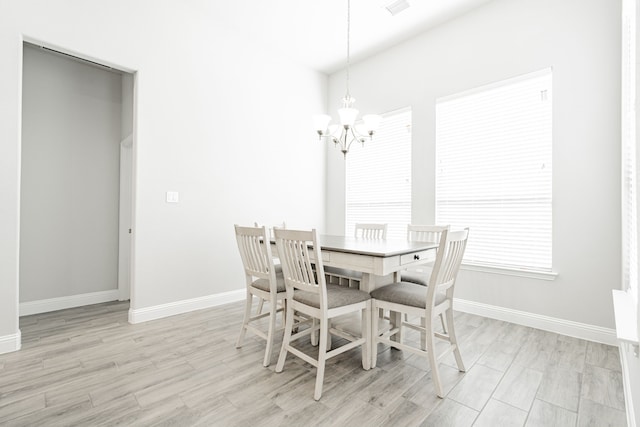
[345,108,412,240]
[435,69,553,272]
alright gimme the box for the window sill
[612,289,639,346]
[461,263,558,281]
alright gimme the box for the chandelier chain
[346,0,351,99]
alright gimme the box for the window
[435,69,552,272]
[345,107,412,240]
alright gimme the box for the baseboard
[453,298,617,346]
[128,289,245,324]
[20,290,120,317]
[0,330,21,355]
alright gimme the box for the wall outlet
[166,191,179,203]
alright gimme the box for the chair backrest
[234,224,278,288]
[274,228,328,308]
[407,224,449,243]
[254,221,286,232]
[428,228,469,302]
[354,223,387,239]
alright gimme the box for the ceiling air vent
[384,0,410,16]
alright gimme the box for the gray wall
[0,0,327,348]
[326,0,622,330]
[20,44,122,302]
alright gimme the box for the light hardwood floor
[0,300,627,426]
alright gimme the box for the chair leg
[391,311,403,345]
[276,303,295,373]
[440,313,448,334]
[420,316,427,351]
[263,297,277,367]
[256,298,264,315]
[425,315,444,398]
[314,317,329,400]
[310,318,318,346]
[236,291,253,348]
[372,302,379,369]
[362,301,371,370]
[446,308,465,372]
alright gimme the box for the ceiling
[201,0,496,74]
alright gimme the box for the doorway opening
[19,42,135,316]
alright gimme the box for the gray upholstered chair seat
[251,266,285,293]
[323,266,363,280]
[294,284,370,309]
[370,281,445,308]
[400,266,433,287]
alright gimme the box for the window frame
[435,69,555,278]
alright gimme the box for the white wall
[20,44,122,303]
[0,0,327,350]
[327,0,622,329]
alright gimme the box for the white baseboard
[453,298,618,346]
[0,330,21,355]
[20,290,120,317]
[128,289,245,324]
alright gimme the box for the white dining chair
[274,228,371,401]
[234,224,286,367]
[354,223,388,239]
[371,228,469,398]
[253,221,286,316]
[401,224,449,286]
[400,224,451,338]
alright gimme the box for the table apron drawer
[400,250,435,267]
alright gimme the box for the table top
[317,235,438,257]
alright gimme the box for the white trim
[19,290,119,317]
[613,289,640,344]
[619,341,638,427]
[437,67,553,103]
[128,289,245,324]
[618,341,636,427]
[462,263,558,281]
[0,330,21,355]
[453,298,617,345]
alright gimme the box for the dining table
[312,234,438,292]
[271,233,440,363]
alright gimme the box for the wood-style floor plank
[0,300,627,426]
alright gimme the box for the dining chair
[401,224,449,286]
[253,221,286,316]
[401,224,451,336]
[371,228,469,398]
[354,223,387,239]
[234,224,287,367]
[274,228,371,401]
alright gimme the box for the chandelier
[313,0,381,158]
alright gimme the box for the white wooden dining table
[312,234,438,292]
[271,234,439,364]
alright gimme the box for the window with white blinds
[345,107,412,240]
[435,69,552,272]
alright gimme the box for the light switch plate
[166,191,179,203]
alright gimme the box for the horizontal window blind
[346,108,412,240]
[436,69,552,271]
